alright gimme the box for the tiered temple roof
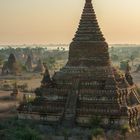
[73,0,105,42]
[18,0,140,130]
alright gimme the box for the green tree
[15,127,42,140]
[111,54,119,62]
[0,55,4,65]
[120,124,129,140]
[62,129,69,140]
[90,116,102,128]
[120,60,130,71]
[45,56,56,69]
[0,118,42,140]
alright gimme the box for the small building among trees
[1,53,21,75]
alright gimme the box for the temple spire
[73,0,105,42]
[68,0,109,66]
[41,66,52,87]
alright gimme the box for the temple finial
[86,0,92,3]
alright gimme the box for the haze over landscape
[0,0,140,45]
[0,0,140,140]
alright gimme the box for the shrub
[120,124,129,140]
[91,128,104,140]
[0,117,42,140]
[90,116,102,128]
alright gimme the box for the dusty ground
[0,73,42,90]
[19,78,41,90]
[0,72,42,119]
[0,90,18,118]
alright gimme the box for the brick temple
[18,0,140,130]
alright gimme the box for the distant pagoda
[2,53,21,75]
[33,59,45,73]
[25,55,33,72]
[18,0,140,130]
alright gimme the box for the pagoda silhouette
[18,0,140,130]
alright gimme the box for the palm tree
[130,55,135,66]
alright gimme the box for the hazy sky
[0,0,140,45]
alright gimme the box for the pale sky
[0,0,140,45]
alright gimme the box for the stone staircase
[62,79,79,126]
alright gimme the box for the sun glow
[0,0,140,44]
